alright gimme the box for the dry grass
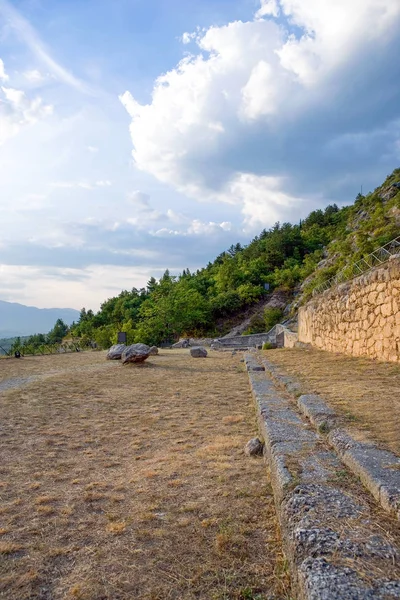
[266,347,400,454]
[0,350,290,600]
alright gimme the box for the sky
[1,0,400,311]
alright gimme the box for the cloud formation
[121,0,400,228]
[0,79,53,145]
[0,58,8,80]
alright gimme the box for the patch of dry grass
[266,347,400,454]
[0,349,290,600]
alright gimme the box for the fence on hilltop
[312,235,400,296]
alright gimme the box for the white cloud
[119,18,283,192]
[241,60,278,119]
[275,0,400,84]
[256,0,280,18]
[0,84,53,145]
[228,173,307,230]
[121,0,400,230]
[0,58,8,80]
[182,32,195,44]
[51,180,112,190]
[23,69,45,83]
[0,264,161,310]
[87,145,99,153]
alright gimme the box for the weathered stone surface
[244,438,264,456]
[172,339,190,348]
[190,346,207,358]
[298,394,337,432]
[262,360,302,395]
[149,346,159,355]
[298,258,400,363]
[299,557,400,600]
[106,344,126,360]
[244,355,265,372]
[329,429,400,519]
[246,358,400,599]
[263,361,400,520]
[121,343,150,364]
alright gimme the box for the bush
[243,314,266,335]
[262,342,274,350]
[264,307,284,330]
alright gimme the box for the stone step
[244,353,400,600]
[261,358,400,520]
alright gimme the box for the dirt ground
[0,350,289,600]
[266,347,400,455]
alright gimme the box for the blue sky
[1,0,400,310]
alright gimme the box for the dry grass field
[266,347,400,455]
[0,350,289,600]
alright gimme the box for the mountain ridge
[0,299,80,338]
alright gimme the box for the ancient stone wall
[215,331,276,348]
[298,257,400,362]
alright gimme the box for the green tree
[48,319,69,344]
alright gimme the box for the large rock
[121,343,151,365]
[149,346,159,355]
[190,346,208,358]
[106,344,126,360]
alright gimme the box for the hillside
[70,168,400,348]
[0,300,79,339]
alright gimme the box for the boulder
[121,343,151,365]
[106,344,126,360]
[149,346,159,355]
[190,346,208,358]
[172,339,190,349]
[244,438,264,456]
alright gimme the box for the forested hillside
[70,169,400,348]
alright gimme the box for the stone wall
[275,325,298,349]
[214,331,276,348]
[298,257,400,362]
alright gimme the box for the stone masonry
[298,257,400,362]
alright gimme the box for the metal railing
[312,235,400,296]
[0,340,97,358]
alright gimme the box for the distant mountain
[0,300,80,338]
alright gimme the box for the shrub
[243,314,266,335]
[264,307,284,330]
[262,342,274,350]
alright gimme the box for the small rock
[121,343,151,365]
[106,344,126,360]
[190,346,208,358]
[244,438,264,456]
[149,346,159,355]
